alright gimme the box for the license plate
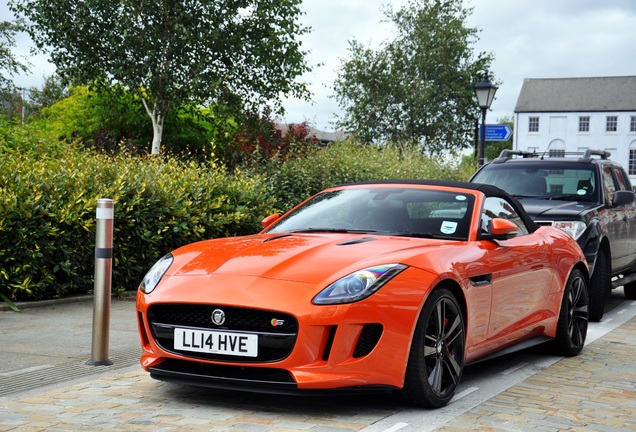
[174,328,258,357]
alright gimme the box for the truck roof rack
[579,149,611,162]
[493,150,538,163]
[493,149,611,164]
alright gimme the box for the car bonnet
[165,233,448,284]
[516,197,600,220]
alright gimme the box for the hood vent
[336,237,377,246]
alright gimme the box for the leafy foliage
[23,84,319,164]
[0,128,275,301]
[10,0,312,154]
[31,85,230,158]
[263,140,477,212]
[219,111,319,169]
[0,117,477,303]
[24,74,69,117]
[333,0,493,154]
[0,19,29,90]
[0,19,30,119]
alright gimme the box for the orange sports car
[136,180,589,408]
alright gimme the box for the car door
[479,196,554,341]
[602,166,630,269]
[610,166,636,269]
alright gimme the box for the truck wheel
[588,249,609,322]
[624,281,636,300]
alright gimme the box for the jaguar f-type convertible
[136,180,589,408]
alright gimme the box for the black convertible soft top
[338,179,540,233]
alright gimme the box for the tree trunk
[150,115,164,155]
[141,98,165,155]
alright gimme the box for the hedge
[0,135,276,301]
[263,140,477,211]
[0,123,477,303]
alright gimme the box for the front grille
[149,304,297,333]
[148,304,298,363]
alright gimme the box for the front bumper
[136,269,429,392]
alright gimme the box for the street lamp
[473,71,498,166]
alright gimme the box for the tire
[553,268,588,357]
[624,281,636,300]
[400,288,465,408]
[588,248,609,322]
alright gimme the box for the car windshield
[472,164,598,202]
[266,187,475,240]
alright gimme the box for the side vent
[138,311,151,349]
[353,324,383,358]
[322,326,338,361]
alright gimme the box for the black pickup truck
[471,149,636,321]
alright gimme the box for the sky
[3,0,636,132]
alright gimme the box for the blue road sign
[483,124,513,141]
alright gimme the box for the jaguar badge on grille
[211,309,226,325]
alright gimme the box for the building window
[606,116,618,132]
[631,116,636,132]
[579,116,590,132]
[549,149,565,157]
[528,117,539,132]
[630,148,636,176]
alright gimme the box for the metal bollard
[87,199,114,366]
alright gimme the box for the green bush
[263,140,478,212]
[0,136,275,301]
[33,85,229,158]
[0,119,478,303]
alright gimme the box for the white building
[513,76,636,183]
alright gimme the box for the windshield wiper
[390,232,441,239]
[513,194,545,199]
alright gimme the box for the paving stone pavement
[435,317,636,432]
[0,298,635,431]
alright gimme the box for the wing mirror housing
[482,218,518,241]
[612,190,635,207]
[261,213,281,229]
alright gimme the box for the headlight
[139,254,173,294]
[552,221,586,240]
[313,264,408,305]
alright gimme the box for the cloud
[283,0,636,130]
[466,0,636,123]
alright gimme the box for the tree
[0,19,30,116]
[25,74,69,117]
[10,0,312,154]
[333,0,493,154]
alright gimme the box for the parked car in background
[136,180,588,408]
[471,149,636,321]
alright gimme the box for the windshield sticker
[576,189,587,195]
[441,221,458,234]
[455,195,467,201]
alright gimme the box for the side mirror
[481,218,518,241]
[261,213,281,229]
[613,190,635,207]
